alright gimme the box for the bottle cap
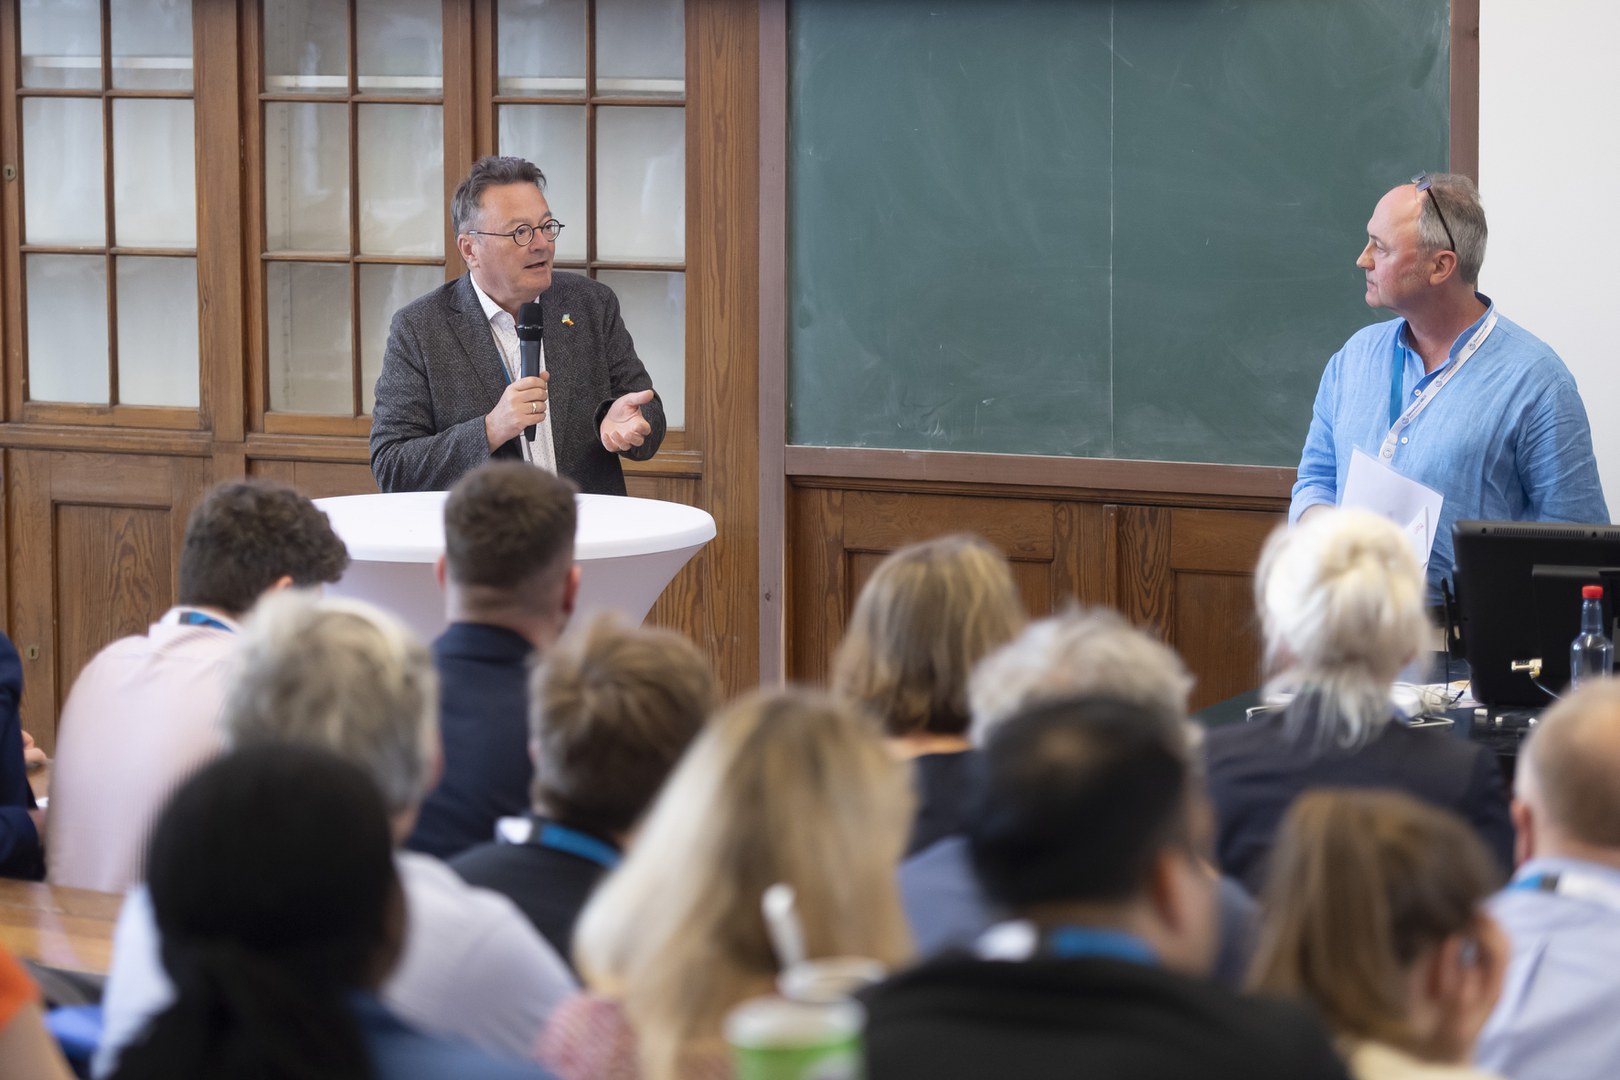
[1584,585,1605,599]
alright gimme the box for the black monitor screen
[1452,520,1620,707]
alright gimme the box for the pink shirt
[45,610,238,893]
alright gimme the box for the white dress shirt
[469,275,559,476]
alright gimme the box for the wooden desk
[0,879,121,979]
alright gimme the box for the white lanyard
[1513,868,1620,916]
[1378,310,1499,462]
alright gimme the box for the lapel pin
[562,314,574,327]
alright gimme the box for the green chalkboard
[787,0,1451,465]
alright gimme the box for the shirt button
[1400,436,1409,444]
[1381,447,1394,459]
[1414,389,1422,396]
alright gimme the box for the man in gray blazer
[370,156,665,495]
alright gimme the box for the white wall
[1480,0,1620,506]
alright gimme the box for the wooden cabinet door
[9,450,210,751]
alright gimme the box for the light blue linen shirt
[1290,298,1607,594]
[1475,856,1620,1080]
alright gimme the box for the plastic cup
[725,995,865,1080]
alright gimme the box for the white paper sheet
[1341,446,1445,568]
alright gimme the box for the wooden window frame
[2,0,202,431]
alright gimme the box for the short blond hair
[573,689,913,1080]
[832,534,1026,737]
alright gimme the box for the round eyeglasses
[465,220,565,247]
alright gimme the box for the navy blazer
[0,633,41,879]
[370,272,665,495]
[406,623,536,860]
[1203,705,1515,894]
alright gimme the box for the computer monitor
[1451,520,1620,707]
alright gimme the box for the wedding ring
[530,402,538,414]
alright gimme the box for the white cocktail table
[313,492,716,642]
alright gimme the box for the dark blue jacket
[406,623,536,860]
[0,633,42,879]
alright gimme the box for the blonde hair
[1257,509,1429,748]
[968,606,1194,745]
[1248,789,1500,1054]
[832,534,1026,737]
[573,689,914,1080]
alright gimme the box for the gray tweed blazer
[369,272,665,495]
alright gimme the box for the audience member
[407,462,580,859]
[1474,682,1620,1080]
[451,613,715,965]
[899,606,1258,987]
[864,695,1349,1080]
[1250,789,1507,1080]
[95,593,575,1076]
[45,479,348,893]
[538,690,913,1080]
[0,942,74,1080]
[0,632,43,880]
[108,745,551,1080]
[1203,508,1512,892]
[831,534,1025,855]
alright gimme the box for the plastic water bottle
[1570,584,1614,689]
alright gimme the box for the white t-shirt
[93,850,578,1075]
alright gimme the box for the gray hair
[1256,509,1429,750]
[1415,172,1487,285]
[220,591,438,814]
[451,155,547,236]
[968,606,1194,746]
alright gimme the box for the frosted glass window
[598,270,684,427]
[358,105,443,256]
[111,0,193,91]
[264,102,349,252]
[23,99,104,246]
[496,0,585,96]
[20,0,100,90]
[267,263,352,413]
[357,0,442,95]
[263,0,347,91]
[497,106,586,262]
[596,107,684,263]
[596,0,684,99]
[117,257,199,407]
[113,99,197,247]
[27,255,109,404]
[359,264,443,414]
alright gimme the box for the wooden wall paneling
[757,0,787,684]
[623,474,707,652]
[9,451,210,751]
[687,0,761,697]
[1164,507,1282,710]
[786,484,845,686]
[246,458,377,500]
[194,0,246,442]
[841,490,1054,562]
[1114,505,1174,638]
[1050,501,1109,609]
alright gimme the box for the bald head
[1518,682,1620,853]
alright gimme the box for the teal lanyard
[533,822,621,869]
[1389,332,1409,429]
[1044,927,1157,966]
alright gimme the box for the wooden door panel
[10,451,210,751]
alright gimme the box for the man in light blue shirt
[1475,682,1620,1080]
[1291,174,1606,596]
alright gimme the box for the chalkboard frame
[761,0,1479,498]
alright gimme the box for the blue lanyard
[533,822,621,870]
[1044,927,1157,966]
[180,610,233,633]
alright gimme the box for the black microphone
[516,301,543,441]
